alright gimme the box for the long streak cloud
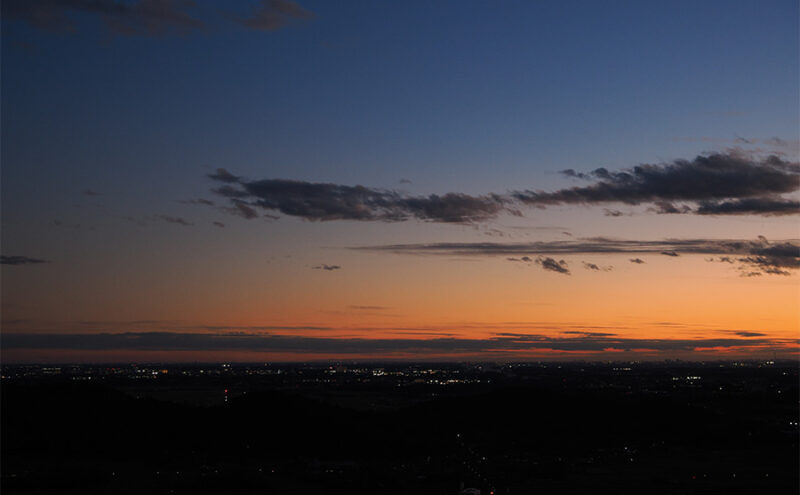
[208,152,799,222]
[3,332,795,354]
[353,236,800,276]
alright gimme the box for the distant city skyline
[2,0,798,362]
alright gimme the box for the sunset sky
[2,0,798,362]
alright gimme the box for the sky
[1,0,798,363]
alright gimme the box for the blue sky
[3,1,797,206]
[2,0,798,361]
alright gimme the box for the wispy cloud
[673,136,799,155]
[583,262,612,271]
[1,255,50,265]
[154,214,193,226]
[507,256,533,263]
[3,331,794,355]
[180,198,215,206]
[731,331,767,337]
[354,236,800,276]
[208,168,240,183]
[536,257,570,275]
[233,0,313,32]
[0,318,338,333]
[312,264,341,271]
[225,199,260,219]
[2,0,205,36]
[3,0,314,37]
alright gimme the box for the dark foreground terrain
[2,361,798,494]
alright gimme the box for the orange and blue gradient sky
[1,0,798,362]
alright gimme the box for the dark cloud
[2,0,205,36]
[313,264,340,271]
[735,238,800,276]
[154,214,193,226]
[696,197,800,216]
[225,199,260,219]
[560,169,592,180]
[2,318,340,334]
[648,201,691,214]
[1,255,50,265]
[82,189,102,196]
[583,262,612,271]
[206,151,799,223]
[560,331,617,337]
[234,0,313,32]
[399,193,511,223]
[536,257,569,275]
[3,331,792,355]
[348,305,390,311]
[514,152,800,216]
[355,236,799,276]
[479,227,507,238]
[629,258,645,264]
[507,256,533,263]
[209,186,249,200]
[212,221,225,228]
[208,168,241,184]
[583,262,613,272]
[738,256,791,276]
[732,331,767,337]
[399,178,413,184]
[180,198,215,206]
[209,174,510,224]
